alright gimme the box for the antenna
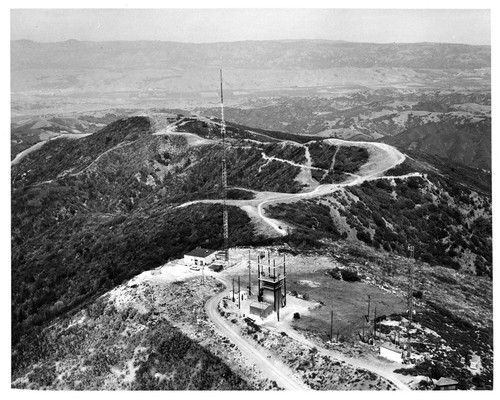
[220,70,229,262]
[407,245,415,356]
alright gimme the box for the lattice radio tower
[220,70,229,262]
[407,244,415,355]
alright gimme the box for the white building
[184,248,216,267]
[379,342,404,363]
[229,290,248,302]
[469,354,482,373]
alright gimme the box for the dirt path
[11,133,92,166]
[205,274,309,390]
[281,327,411,391]
[177,136,408,236]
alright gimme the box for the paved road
[204,275,309,391]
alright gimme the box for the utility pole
[257,257,261,301]
[283,254,286,307]
[330,306,334,341]
[232,278,235,302]
[366,294,371,337]
[238,276,241,309]
[277,291,280,321]
[219,70,229,263]
[248,250,251,296]
[373,306,377,339]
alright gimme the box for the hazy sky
[10,8,491,45]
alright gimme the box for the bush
[293,312,301,320]
[326,268,342,280]
[341,269,361,282]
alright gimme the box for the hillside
[381,119,491,171]
[11,114,492,389]
[200,89,491,169]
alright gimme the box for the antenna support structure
[220,70,229,262]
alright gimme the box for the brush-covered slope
[11,114,492,389]
[381,119,491,170]
[269,151,491,277]
[12,115,330,367]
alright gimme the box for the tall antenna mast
[220,69,229,262]
[407,245,415,356]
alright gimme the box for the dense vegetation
[12,116,322,376]
[268,164,491,277]
[307,142,369,183]
[12,280,252,390]
[393,301,493,390]
[342,175,491,276]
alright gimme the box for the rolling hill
[11,114,491,388]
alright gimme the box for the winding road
[177,135,410,236]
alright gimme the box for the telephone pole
[330,306,334,341]
[248,250,252,296]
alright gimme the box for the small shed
[184,248,216,267]
[379,342,404,363]
[229,290,248,302]
[469,354,482,372]
[434,377,458,391]
[249,302,273,319]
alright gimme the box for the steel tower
[220,70,229,262]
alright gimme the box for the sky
[10,5,491,45]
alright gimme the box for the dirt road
[282,327,411,391]
[204,275,309,390]
[11,133,92,166]
[177,136,409,236]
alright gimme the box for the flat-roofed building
[379,342,404,363]
[184,248,216,267]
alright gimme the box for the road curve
[204,276,309,390]
[176,137,407,236]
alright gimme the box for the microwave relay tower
[220,69,229,262]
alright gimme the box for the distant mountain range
[11,39,490,70]
[11,39,491,100]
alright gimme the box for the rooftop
[380,342,403,353]
[185,247,216,258]
[250,301,273,311]
[435,377,458,386]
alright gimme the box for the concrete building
[379,342,404,363]
[434,377,458,391]
[184,248,216,267]
[469,354,482,373]
[249,302,274,319]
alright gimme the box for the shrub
[342,269,361,282]
[293,312,301,320]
